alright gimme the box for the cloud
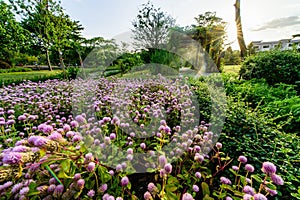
[251,16,300,31]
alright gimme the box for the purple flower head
[127,148,133,154]
[73,173,81,180]
[66,131,75,138]
[245,164,255,172]
[47,184,56,193]
[85,153,94,161]
[98,184,107,193]
[253,193,267,200]
[121,176,129,187]
[220,177,232,185]
[182,193,194,200]
[110,133,116,140]
[144,191,152,200]
[18,115,27,121]
[2,152,22,164]
[192,185,199,192]
[238,156,247,164]
[63,124,71,132]
[70,121,79,128]
[232,166,239,171]
[158,155,167,168]
[164,163,172,174]
[271,174,284,185]
[140,142,146,149]
[195,172,201,179]
[262,162,276,175]
[87,189,95,197]
[77,179,85,190]
[147,182,156,193]
[7,110,15,115]
[265,187,277,196]
[12,145,30,153]
[243,194,253,200]
[243,186,255,196]
[48,132,63,141]
[75,115,86,124]
[19,186,29,195]
[53,185,64,197]
[72,135,82,142]
[11,183,23,194]
[6,119,15,125]
[87,162,96,172]
[43,125,54,134]
[226,197,233,200]
[216,142,222,149]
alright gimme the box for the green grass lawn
[0,70,62,82]
[223,65,241,74]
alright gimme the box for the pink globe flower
[262,162,276,175]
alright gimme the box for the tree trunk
[234,0,247,59]
[77,50,84,68]
[58,49,66,78]
[46,48,52,71]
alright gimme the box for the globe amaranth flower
[226,197,233,200]
[192,185,199,192]
[265,187,278,196]
[19,186,29,195]
[243,186,255,196]
[98,183,107,193]
[253,193,267,200]
[182,192,194,200]
[195,172,201,179]
[232,166,239,171]
[12,145,30,153]
[121,176,129,187]
[245,164,255,172]
[53,185,64,198]
[2,152,22,164]
[271,174,284,185]
[76,179,85,190]
[158,155,167,168]
[144,191,152,200]
[220,177,232,185]
[48,132,63,141]
[147,183,156,193]
[216,142,222,149]
[164,163,172,174]
[238,156,247,163]
[262,162,276,175]
[11,183,23,194]
[63,124,71,132]
[243,194,253,200]
[47,184,56,193]
[87,189,95,197]
[70,121,79,128]
[87,162,96,172]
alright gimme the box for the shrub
[0,67,32,73]
[239,50,300,86]
[0,60,12,69]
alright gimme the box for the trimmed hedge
[239,50,300,86]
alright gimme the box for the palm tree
[234,0,247,59]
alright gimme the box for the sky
[60,0,300,49]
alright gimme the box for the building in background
[251,38,300,52]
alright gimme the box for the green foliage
[239,50,300,85]
[0,60,11,69]
[0,67,32,73]
[132,1,176,49]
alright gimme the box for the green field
[223,65,241,74]
[0,70,62,82]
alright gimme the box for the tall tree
[234,0,247,59]
[188,12,227,71]
[0,1,29,66]
[10,0,76,71]
[132,1,176,50]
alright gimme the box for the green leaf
[201,182,210,196]
[60,159,70,172]
[251,174,263,183]
[203,194,214,200]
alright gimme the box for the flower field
[0,77,290,200]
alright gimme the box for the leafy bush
[0,67,32,73]
[0,60,11,69]
[239,50,300,86]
